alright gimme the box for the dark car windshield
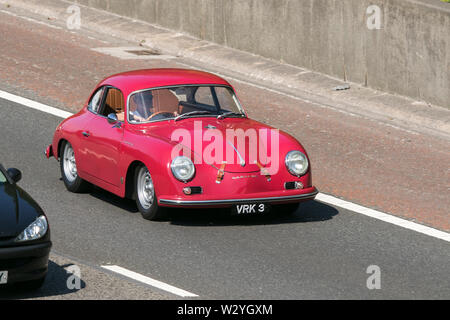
[127,85,245,124]
[0,170,7,184]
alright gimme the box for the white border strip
[316,193,450,242]
[1,88,449,243]
[0,90,73,119]
[102,265,198,297]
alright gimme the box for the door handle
[82,131,90,137]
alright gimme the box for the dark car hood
[0,183,42,238]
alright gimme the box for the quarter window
[88,87,105,113]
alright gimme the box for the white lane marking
[0,88,449,243]
[316,193,450,243]
[0,90,73,118]
[101,265,198,297]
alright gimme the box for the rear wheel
[135,165,166,221]
[60,141,89,193]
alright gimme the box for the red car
[46,69,317,220]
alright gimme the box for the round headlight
[171,156,195,182]
[285,151,309,176]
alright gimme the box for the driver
[129,91,154,122]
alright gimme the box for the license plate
[0,271,8,285]
[232,203,270,215]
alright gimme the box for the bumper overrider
[44,145,53,159]
[159,186,318,207]
[0,241,52,284]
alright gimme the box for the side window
[99,88,124,119]
[88,87,105,113]
[194,87,215,107]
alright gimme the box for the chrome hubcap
[137,167,154,209]
[63,144,77,182]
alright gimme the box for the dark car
[0,164,51,289]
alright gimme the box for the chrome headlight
[171,156,195,182]
[15,215,48,242]
[285,151,309,176]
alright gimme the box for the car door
[82,86,125,187]
[75,86,106,176]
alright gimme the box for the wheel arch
[124,160,146,200]
[57,138,68,160]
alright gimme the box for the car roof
[98,68,231,96]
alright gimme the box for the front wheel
[60,141,89,193]
[135,165,166,221]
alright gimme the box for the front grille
[190,187,203,194]
[284,182,297,190]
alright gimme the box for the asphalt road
[0,252,170,300]
[0,98,448,299]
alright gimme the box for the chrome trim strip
[159,190,318,206]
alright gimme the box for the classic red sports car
[46,69,317,220]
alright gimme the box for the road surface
[0,4,448,300]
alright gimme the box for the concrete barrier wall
[73,0,450,107]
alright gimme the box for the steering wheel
[147,111,176,121]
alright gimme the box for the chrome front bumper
[159,189,318,207]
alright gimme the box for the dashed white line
[0,87,449,244]
[101,265,198,297]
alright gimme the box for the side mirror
[7,168,22,183]
[107,113,118,124]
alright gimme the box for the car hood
[133,117,299,173]
[0,183,43,239]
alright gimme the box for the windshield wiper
[217,112,243,120]
[174,110,213,122]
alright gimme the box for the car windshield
[127,85,245,123]
[0,170,6,184]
